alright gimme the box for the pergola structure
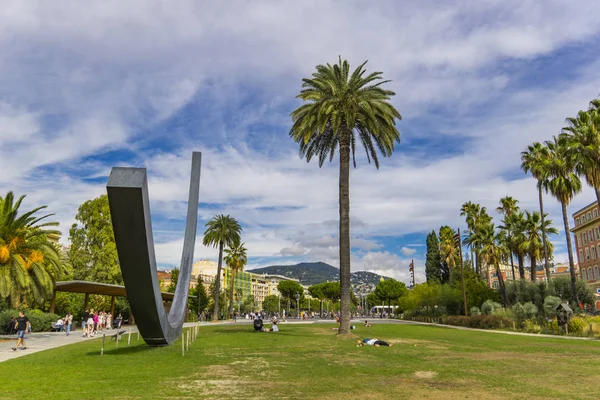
[49,281,181,321]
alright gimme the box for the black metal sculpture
[106,152,201,346]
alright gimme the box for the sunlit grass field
[1,322,599,399]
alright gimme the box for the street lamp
[295,292,300,319]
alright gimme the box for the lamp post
[295,292,300,319]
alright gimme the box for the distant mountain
[249,261,390,287]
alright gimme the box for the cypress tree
[425,230,442,283]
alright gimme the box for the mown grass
[1,322,600,399]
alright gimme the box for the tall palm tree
[521,142,552,280]
[562,105,600,209]
[0,192,68,307]
[460,202,491,276]
[544,136,582,304]
[507,211,528,279]
[476,222,507,303]
[202,215,242,321]
[460,201,478,270]
[439,226,458,282]
[289,58,401,334]
[496,196,520,280]
[224,240,247,318]
[521,211,558,283]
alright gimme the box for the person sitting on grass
[364,320,371,327]
[356,338,392,347]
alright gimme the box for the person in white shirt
[56,318,64,332]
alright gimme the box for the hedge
[0,309,61,333]
[447,314,512,329]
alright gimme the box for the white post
[116,331,119,349]
[101,333,105,355]
[137,331,140,341]
[128,329,131,345]
[181,332,185,356]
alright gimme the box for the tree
[521,211,557,283]
[202,214,242,321]
[461,202,492,276]
[477,223,508,304]
[366,291,382,312]
[224,240,247,317]
[562,102,600,209]
[0,192,69,307]
[439,226,458,283]
[289,58,402,334]
[191,276,209,314]
[261,295,279,314]
[374,278,407,316]
[167,268,179,293]
[308,282,327,315]
[496,196,520,281]
[277,280,305,312]
[69,194,121,284]
[543,136,582,304]
[521,142,552,281]
[425,231,442,283]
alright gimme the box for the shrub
[470,306,481,316]
[523,319,542,334]
[543,296,561,318]
[523,302,538,319]
[567,316,587,335]
[447,314,511,330]
[0,309,60,333]
[481,300,502,315]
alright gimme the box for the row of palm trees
[0,192,69,307]
[519,98,600,304]
[202,214,247,320]
[459,197,558,303]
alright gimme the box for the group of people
[80,310,121,338]
[54,313,74,335]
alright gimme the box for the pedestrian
[81,309,89,333]
[65,313,73,336]
[12,311,30,351]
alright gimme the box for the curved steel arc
[106,152,201,346]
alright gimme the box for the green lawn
[1,323,600,399]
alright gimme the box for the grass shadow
[85,344,157,356]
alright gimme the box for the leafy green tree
[547,276,594,306]
[261,295,280,314]
[202,214,242,321]
[521,142,553,281]
[69,195,121,284]
[374,278,407,316]
[224,241,247,317]
[277,280,304,311]
[366,291,382,312]
[0,192,69,307]
[190,276,209,314]
[425,231,442,283]
[289,58,402,334]
[543,136,582,304]
[308,282,327,315]
[167,268,179,293]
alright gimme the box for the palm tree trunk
[509,251,516,281]
[212,241,224,321]
[470,248,475,270]
[530,255,537,283]
[338,134,351,334]
[228,269,235,317]
[518,254,525,279]
[496,263,507,305]
[538,184,551,281]
[486,262,491,287]
[561,202,579,304]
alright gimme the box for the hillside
[249,261,390,287]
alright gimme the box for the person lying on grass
[356,338,392,347]
[364,321,371,327]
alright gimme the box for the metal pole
[116,331,119,349]
[101,333,105,355]
[128,329,131,345]
[458,228,468,316]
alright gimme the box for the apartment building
[571,201,600,308]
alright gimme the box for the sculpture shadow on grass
[107,152,201,346]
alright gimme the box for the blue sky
[1,1,600,284]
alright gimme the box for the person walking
[65,313,73,336]
[12,311,30,351]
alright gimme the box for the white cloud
[401,247,417,256]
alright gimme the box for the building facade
[490,264,531,288]
[571,201,600,308]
